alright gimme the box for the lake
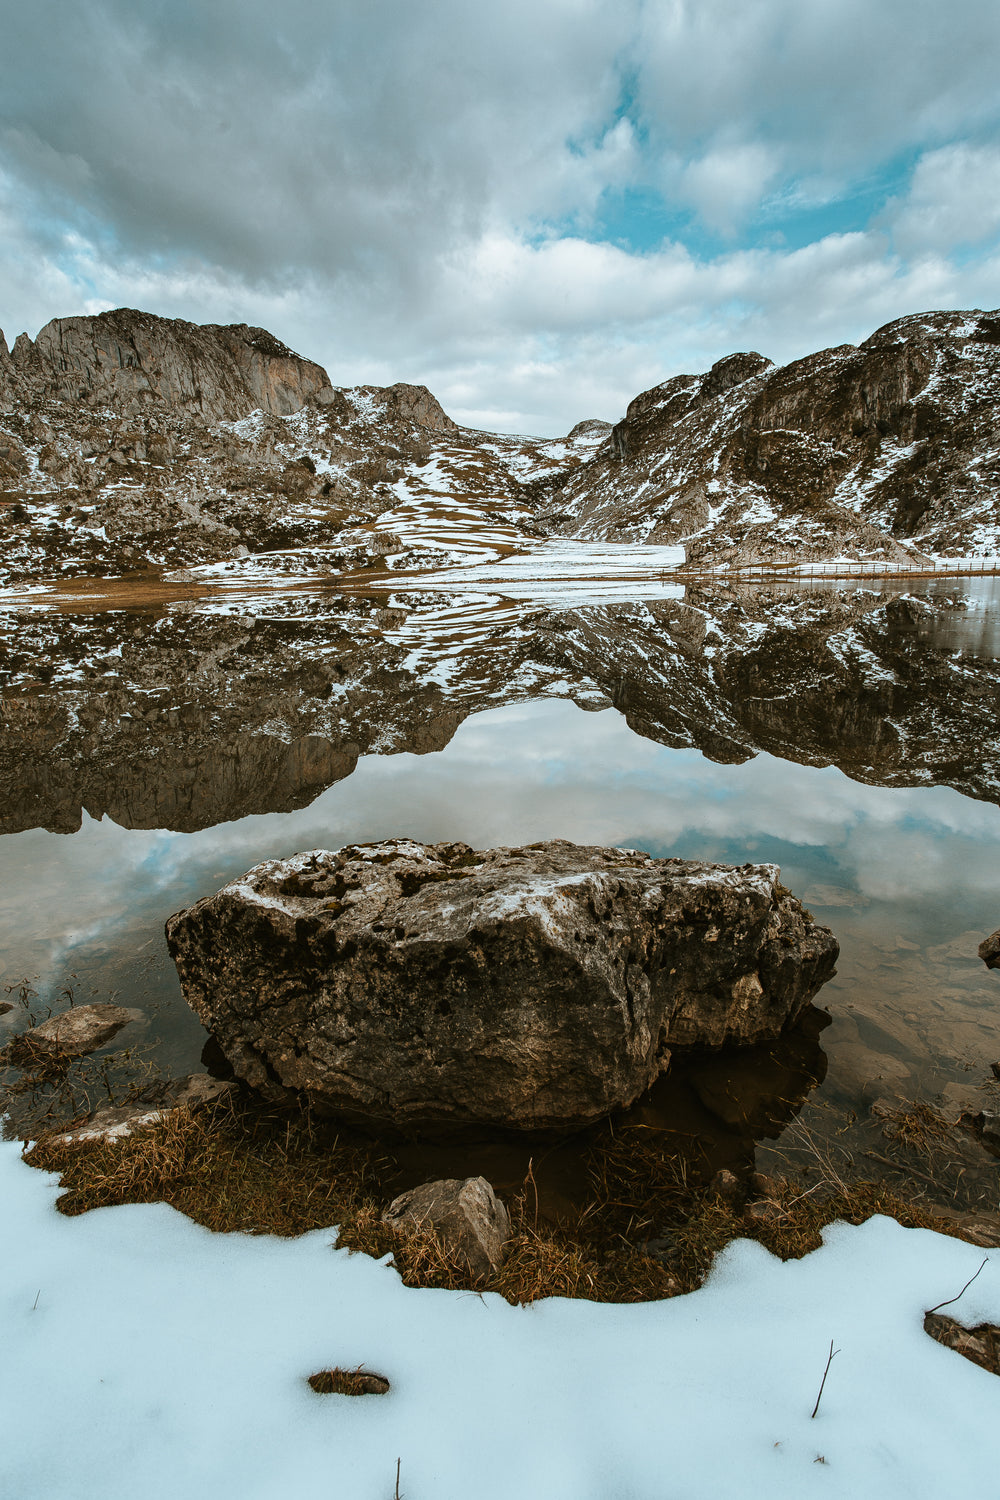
[2,572,999,1217]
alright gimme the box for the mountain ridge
[1,304,999,588]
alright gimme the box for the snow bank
[2,1139,999,1499]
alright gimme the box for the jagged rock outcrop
[566,418,614,442]
[552,309,1000,564]
[379,382,458,434]
[2,309,335,422]
[165,838,838,1131]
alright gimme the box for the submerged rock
[166,838,838,1131]
[383,1176,511,1279]
[24,1003,132,1058]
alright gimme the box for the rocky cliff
[1,309,337,423]
[2,304,999,590]
[550,310,1000,565]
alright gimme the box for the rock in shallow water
[165,838,838,1131]
[24,1003,133,1058]
[41,1074,237,1147]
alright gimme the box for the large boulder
[165,838,838,1131]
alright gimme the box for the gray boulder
[165,838,838,1131]
[383,1176,511,1279]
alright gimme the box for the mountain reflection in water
[2,578,1000,1212]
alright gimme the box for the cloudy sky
[3,0,1000,433]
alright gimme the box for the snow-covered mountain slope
[0,309,607,588]
[553,310,1000,567]
[2,304,1000,591]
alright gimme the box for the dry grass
[28,1095,386,1238]
[23,1099,993,1306]
[307,1368,390,1396]
[1,1034,74,1078]
[878,1100,955,1152]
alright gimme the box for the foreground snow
[2,1142,999,1499]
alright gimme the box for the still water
[2,577,1000,1213]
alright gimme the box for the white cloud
[887,143,1000,256]
[630,0,1000,211]
[2,1,1000,432]
[675,143,780,235]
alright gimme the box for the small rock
[746,1199,784,1224]
[978,1111,1000,1152]
[990,1062,1000,1081]
[638,1233,681,1267]
[979,929,1000,970]
[136,1073,238,1110]
[869,1097,901,1120]
[925,1204,1000,1249]
[175,1073,236,1107]
[46,1105,168,1147]
[937,1082,985,1119]
[25,1003,132,1058]
[382,1176,511,1280]
[0,1002,13,1017]
[750,1171,780,1200]
[924,1312,1000,1375]
[42,1074,236,1147]
[708,1168,746,1209]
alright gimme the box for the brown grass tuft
[307,1368,390,1396]
[1,1034,74,1078]
[878,1100,955,1152]
[22,1101,995,1306]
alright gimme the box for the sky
[3,0,1000,435]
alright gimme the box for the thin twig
[926,1256,989,1316]
[861,1149,945,1191]
[394,1457,402,1500]
[782,1180,829,1211]
[810,1340,840,1419]
[525,1157,539,1235]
